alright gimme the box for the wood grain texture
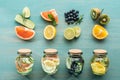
[0,0,120,80]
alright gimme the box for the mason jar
[41,49,60,75]
[15,49,34,75]
[66,49,84,76]
[91,49,109,75]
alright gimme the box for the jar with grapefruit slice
[15,49,34,75]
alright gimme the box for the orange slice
[40,9,58,24]
[15,26,35,40]
[92,24,108,40]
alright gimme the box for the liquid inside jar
[66,49,84,76]
[41,49,60,75]
[15,49,34,75]
[91,49,109,75]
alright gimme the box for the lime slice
[15,14,35,29]
[73,26,81,38]
[64,27,75,40]
[22,7,31,18]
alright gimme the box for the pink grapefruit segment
[15,26,35,40]
[40,9,59,24]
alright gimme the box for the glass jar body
[91,54,109,75]
[15,55,34,75]
[41,54,60,75]
[66,55,84,76]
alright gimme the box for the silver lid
[93,49,107,55]
[44,49,58,55]
[69,49,82,55]
[17,48,32,56]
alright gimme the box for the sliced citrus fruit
[42,60,56,74]
[40,9,59,24]
[92,24,108,40]
[15,14,35,29]
[43,25,56,40]
[64,27,75,40]
[15,26,35,40]
[73,26,81,38]
[91,62,106,75]
[22,7,31,18]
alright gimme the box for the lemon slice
[73,26,81,38]
[64,27,75,40]
[43,25,56,40]
[92,24,108,40]
[42,60,56,74]
[91,62,106,75]
[22,7,31,18]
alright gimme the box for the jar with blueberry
[15,49,34,75]
[66,49,84,76]
[91,49,109,75]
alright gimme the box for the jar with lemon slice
[41,49,60,75]
[66,49,84,76]
[15,49,34,75]
[91,49,109,75]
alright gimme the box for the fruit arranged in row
[15,7,35,40]
[14,8,110,41]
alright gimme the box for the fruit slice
[40,9,59,24]
[43,25,56,40]
[90,8,101,20]
[42,60,56,74]
[73,26,81,38]
[91,62,106,75]
[98,14,110,25]
[22,7,31,18]
[64,27,75,40]
[15,26,35,40]
[15,14,35,29]
[92,24,108,40]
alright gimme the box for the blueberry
[72,9,75,13]
[76,11,79,14]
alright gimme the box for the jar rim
[17,48,32,55]
[44,48,58,54]
[93,49,107,54]
[69,49,82,54]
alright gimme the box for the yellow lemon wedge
[91,62,106,75]
[43,25,56,40]
[42,60,56,74]
[92,24,108,40]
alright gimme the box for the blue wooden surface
[0,0,120,80]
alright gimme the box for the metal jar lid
[68,49,83,55]
[93,49,107,55]
[17,48,32,56]
[44,49,58,55]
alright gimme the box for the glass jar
[91,49,109,75]
[15,49,34,75]
[66,49,84,76]
[41,49,60,75]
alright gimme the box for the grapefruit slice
[15,26,35,40]
[40,9,59,24]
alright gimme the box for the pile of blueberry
[64,9,80,24]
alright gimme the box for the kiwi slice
[98,14,110,25]
[90,8,101,20]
